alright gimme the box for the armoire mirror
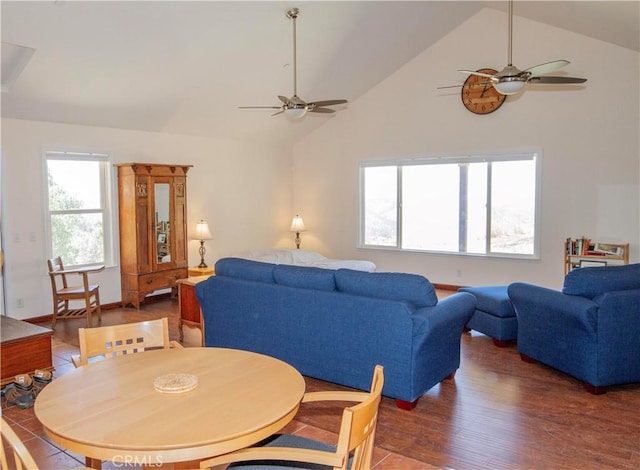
[155,183,170,263]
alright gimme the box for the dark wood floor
[4,296,640,469]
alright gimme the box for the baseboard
[21,300,141,325]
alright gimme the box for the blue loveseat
[508,263,640,393]
[196,258,476,409]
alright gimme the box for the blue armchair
[508,263,640,394]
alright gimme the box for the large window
[360,152,540,258]
[44,150,115,267]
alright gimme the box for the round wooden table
[35,347,305,468]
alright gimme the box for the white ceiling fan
[457,0,587,95]
[240,8,348,119]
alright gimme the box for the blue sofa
[196,258,476,409]
[508,263,640,394]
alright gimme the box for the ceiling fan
[240,8,348,119]
[455,0,587,95]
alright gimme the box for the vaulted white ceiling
[2,1,638,147]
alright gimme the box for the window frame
[358,150,542,260]
[43,148,117,268]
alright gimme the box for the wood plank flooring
[2,296,639,469]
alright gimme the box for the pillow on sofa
[273,265,336,292]
[335,269,438,308]
[562,263,640,299]
[214,258,275,283]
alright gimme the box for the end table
[188,266,215,277]
[177,274,213,345]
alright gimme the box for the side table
[177,274,213,345]
[188,266,215,277]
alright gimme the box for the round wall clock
[461,68,506,115]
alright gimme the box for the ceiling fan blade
[278,95,290,105]
[438,80,494,90]
[528,76,587,84]
[459,70,497,80]
[239,106,283,109]
[309,107,336,114]
[523,60,569,77]
[271,110,285,117]
[308,99,348,107]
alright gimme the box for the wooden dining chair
[71,317,183,367]
[47,256,103,329]
[199,365,384,470]
[1,417,93,470]
[1,417,39,470]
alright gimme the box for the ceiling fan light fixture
[285,107,307,119]
[494,79,526,95]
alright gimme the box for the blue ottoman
[458,285,517,347]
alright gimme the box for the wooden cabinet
[1,316,53,386]
[564,238,629,275]
[116,163,192,308]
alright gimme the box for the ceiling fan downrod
[506,0,513,66]
[287,8,299,99]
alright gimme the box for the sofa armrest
[508,282,599,334]
[411,292,476,334]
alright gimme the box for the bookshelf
[564,238,629,275]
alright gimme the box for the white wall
[1,118,292,320]
[292,8,640,289]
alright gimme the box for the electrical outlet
[17,298,24,308]
[456,269,462,278]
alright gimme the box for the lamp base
[198,241,207,268]
[294,232,301,249]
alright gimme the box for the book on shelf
[565,238,626,257]
[566,237,592,256]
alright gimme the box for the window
[360,152,540,258]
[44,150,115,267]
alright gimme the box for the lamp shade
[290,215,306,232]
[193,220,213,240]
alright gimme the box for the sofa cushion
[273,265,336,292]
[562,263,640,299]
[214,258,275,283]
[335,269,437,308]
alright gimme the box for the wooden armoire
[115,163,192,308]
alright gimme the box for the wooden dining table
[34,347,306,469]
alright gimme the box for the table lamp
[289,215,306,249]
[193,220,213,268]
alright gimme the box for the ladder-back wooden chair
[47,256,103,329]
[200,365,384,470]
[71,317,183,367]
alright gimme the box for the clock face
[461,68,506,115]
